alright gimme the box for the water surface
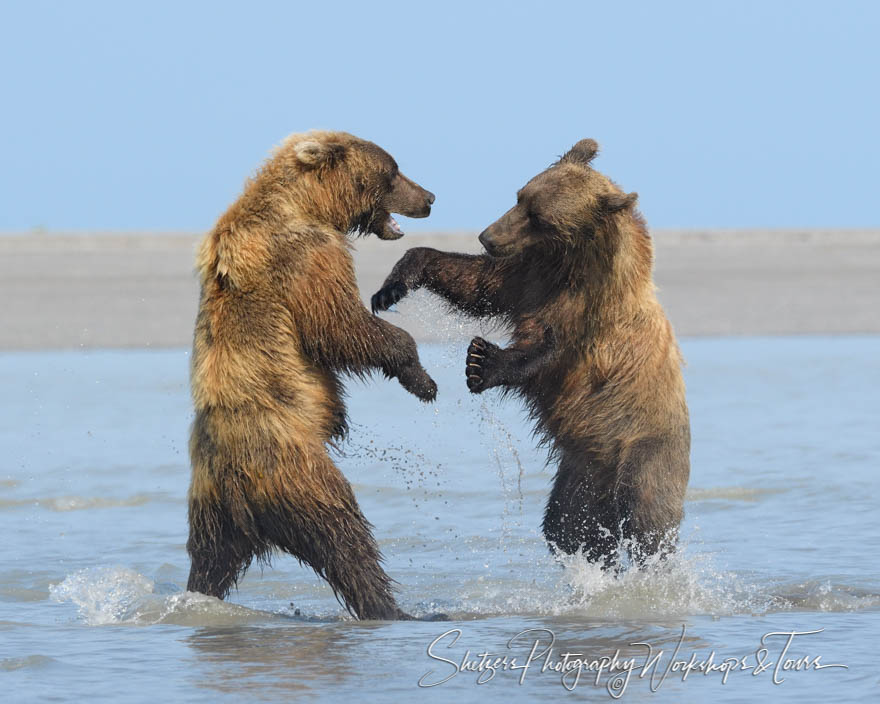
[1,337,878,701]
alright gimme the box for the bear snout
[387,173,435,219]
[410,190,434,218]
[479,229,506,256]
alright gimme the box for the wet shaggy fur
[372,139,690,566]
[187,131,437,620]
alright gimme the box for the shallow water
[2,336,879,701]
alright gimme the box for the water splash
[476,395,530,544]
[47,555,880,629]
[50,567,156,625]
[553,544,778,619]
[49,567,294,627]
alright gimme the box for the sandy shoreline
[2,229,879,349]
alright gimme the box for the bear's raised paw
[466,337,502,393]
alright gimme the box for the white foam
[48,566,290,627]
[553,547,774,619]
[425,530,786,621]
[50,566,155,625]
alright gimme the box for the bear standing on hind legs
[372,139,690,567]
[187,131,437,620]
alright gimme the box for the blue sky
[1,1,877,231]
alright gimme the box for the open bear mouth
[387,215,404,237]
[373,213,405,240]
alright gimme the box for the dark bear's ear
[293,139,346,168]
[599,191,638,213]
[561,139,599,166]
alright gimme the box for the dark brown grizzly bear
[372,139,690,567]
[187,130,437,620]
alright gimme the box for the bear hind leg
[542,458,621,568]
[618,438,688,567]
[186,496,257,599]
[262,455,409,621]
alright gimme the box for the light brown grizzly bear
[372,139,690,567]
[187,130,437,620]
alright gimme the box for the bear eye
[527,210,546,228]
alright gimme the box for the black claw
[467,373,484,393]
[399,364,437,402]
[417,375,438,402]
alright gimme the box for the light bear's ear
[561,139,599,166]
[599,191,638,213]
[293,139,346,168]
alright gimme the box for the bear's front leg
[371,318,437,402]
[371,247,430,313]
[372,247,504,317]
